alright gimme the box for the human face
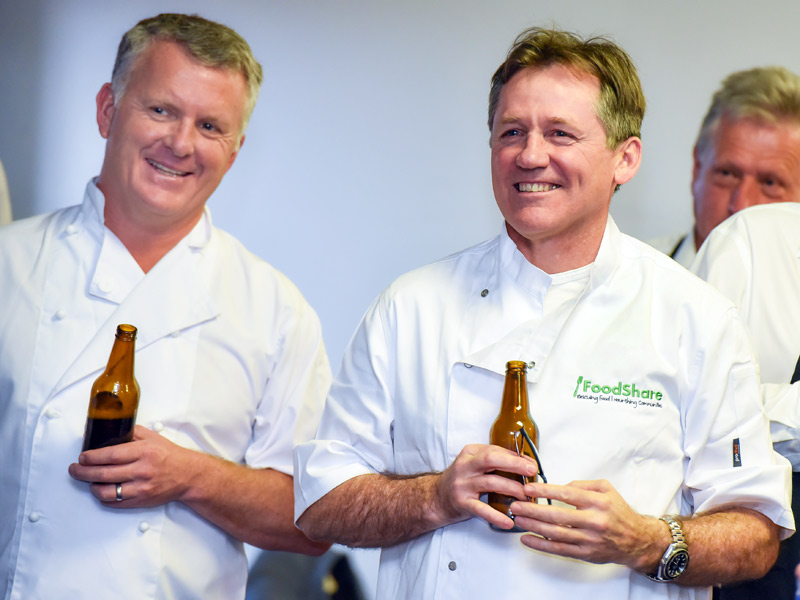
[692,115,800,249]
[96,40,247,237]
[490,65,640,273]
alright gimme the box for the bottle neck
[501,367,529,415]
[105,336,136,377]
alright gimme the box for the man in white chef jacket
[649,66,800,268]
[693,202,800,599]
[293,27,793,599]
[0,13,331,600]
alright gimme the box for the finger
[522,482,596,508]
[94,481,136,507]
[69,462,132,485]
[464,498,517,530]
[473,452,538,479]
[78,441,140,466]
[132,424,156,441]
[519,532,590,561]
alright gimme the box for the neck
[104,212,201,273]
[506,222,604,274]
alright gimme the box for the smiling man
[0,13,331,600]
[293,28,792,599]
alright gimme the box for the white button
[54,309,67,321]
[97,278,113,293]
[152,422,164,433]
[65,224,78,235]
[28,512,41,522]
[44,407,60,419]
[138,521,150,533]
[170,330,180,338]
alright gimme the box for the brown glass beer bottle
[488,360,538,531]
[82,324,140,451]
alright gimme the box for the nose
[515,134,549,170]
[165,120,195,158]
[728,178,762,215]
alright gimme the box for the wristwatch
[645,516,690,582]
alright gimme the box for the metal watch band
[644,515,690,582]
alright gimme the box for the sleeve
[244,291,332,475]
[682,306,794,535]
[763,382,800,469]
[690,219,752,317]
[693,215,800,468]
[293,292,396,521]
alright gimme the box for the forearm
[675,507,780,586]
[298,472,455,548]
[180,451,330,554]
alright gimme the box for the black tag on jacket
[732,438,742,467]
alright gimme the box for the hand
[68,425,197,508]
[509,479,667,570]
[430,443,538,531]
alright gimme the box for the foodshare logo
[573,375,664,409]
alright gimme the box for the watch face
[665,550,690,578]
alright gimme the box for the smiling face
[96,39,247,239]
[490,64,640,273]
[692,115,800,249]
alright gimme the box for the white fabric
[295,218,792,600]
[692,203,800,467]
[0,159,10,225]
[646,230,696,268]
[0,181,331,600]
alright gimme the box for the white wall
[2,0,800,595]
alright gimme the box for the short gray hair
[111,13,263,131]
[695,66,800,155]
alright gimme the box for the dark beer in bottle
[488,360,538,531]
[82,324,140,451]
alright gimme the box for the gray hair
[696,66,800,155]
[111,13,263,131]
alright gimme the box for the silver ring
[115,483,123,502]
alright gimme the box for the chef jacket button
[480,289,489,297]
[138,521,150,533]
[170,330,180,338]
[528,361,536,369]
[97,278,114,293]
[152,422,164,433]
[44,407,60,419]
[65,224,78,235]
[448,561,457,571]
[54,309,67,321]
[464,363,472,369]
[28,512,41,523]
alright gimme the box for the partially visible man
[0,14,330,600]
[650,67,800,267]
[294,27,792,599]
[693,202,800,599]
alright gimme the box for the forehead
[495,64,602,122]
[708,116,800,169]
[125,40,248,120]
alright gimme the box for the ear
[96,83,116,139]
[225,134,246,172]
[612,136,642,187]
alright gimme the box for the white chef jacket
[0,181,331,600]
[646,230,696,268]
[295,218,792,600]
[692,203,800,467]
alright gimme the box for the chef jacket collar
[460,216,621,380]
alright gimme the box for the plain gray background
[2,1,799,595]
